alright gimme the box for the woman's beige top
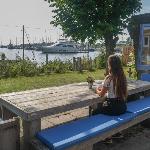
[102,76,117,98]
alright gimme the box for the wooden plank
[0,80,149,121]
[1,80,149,105]
[23,93,96,113]
[0,98,28,120]
[24,96,103,120]
[0,80,141,104]
[9,87,84,102]
[15,90,93,111]
[2,89,94,118]
[128,84,150,95]
[20,91,93,111]
[0,87,86,105]
[16,90,87,108]
[0,82,87,98]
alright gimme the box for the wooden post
[46,53,48,64]
[77,57,79,71]
[22,119,41,150]
[76,58,78,71]
[94,59,97,69]
[88,57,92,71]
[23,25,25,60]
[73,57,76,71]
[77,57,82,72]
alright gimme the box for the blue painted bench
[141,73,150,82]
[31,96,150,150]
[140,73,150,96]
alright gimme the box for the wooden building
[128,13,150,77]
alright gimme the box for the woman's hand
[97,87,102,91]
[96,86,108,97]
[96,87,101,95]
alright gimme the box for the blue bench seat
[141,73,150,82]
[36,113,134,150]
[36,96,150,150]
[127,96,150,115]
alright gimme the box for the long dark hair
[108,55,127,100]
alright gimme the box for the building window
[144,36,149,47]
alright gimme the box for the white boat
[42,39,81,53]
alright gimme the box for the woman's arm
[96,75,111,97]
[96,86,107,97]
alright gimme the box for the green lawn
[0,68,130,94]
[0,70,105,94]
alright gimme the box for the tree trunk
[104,34,118,75]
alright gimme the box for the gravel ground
[94,124,150,150]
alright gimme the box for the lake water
[0,48,100,64]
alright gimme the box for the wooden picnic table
[0,79,150,150]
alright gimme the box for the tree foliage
[45,0,142,56]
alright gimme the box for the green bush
[0,54,105,78]
[127,52,137,79]
[94,50,106,69]
[0,58,40,78]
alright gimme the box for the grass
[0,70,105,94]
[0,67,130,94]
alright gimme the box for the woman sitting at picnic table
[95,54,127,115]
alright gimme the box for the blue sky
[141,0,150,13]
[0,0,149,44]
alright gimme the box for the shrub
[94,50,106,69]
[127,52,137,79]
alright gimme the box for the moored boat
[42,39,81,53]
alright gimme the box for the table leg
[2,106,17,120]
[144,89,150,96]
[0,105,2,119]
[0,117,20,150]
[89,106,93,116]
[89,103,103,116]
[22,119,41,150]
[89,104,98,116]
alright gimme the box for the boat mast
[23,25,25,60]
[16,37,18,46]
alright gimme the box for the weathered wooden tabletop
[0,80,150,121]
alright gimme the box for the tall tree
[45,0,141,60]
